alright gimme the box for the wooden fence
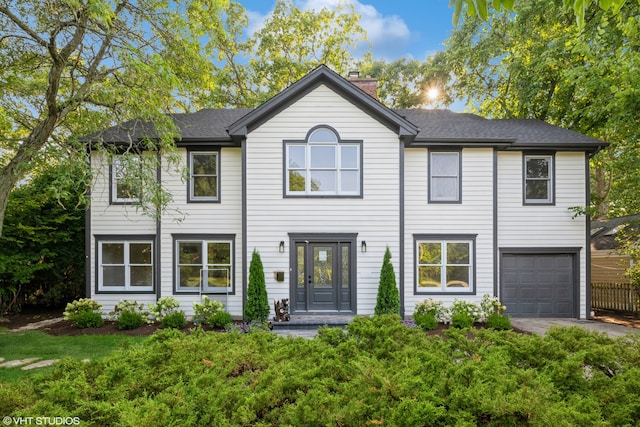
[591,282,640,315]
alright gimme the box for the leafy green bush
[111,300,148,330]
[374,247,400,315]
[148,297,181,323]
[480,294,506,319]
[208,310,233,329]
[72,311,104,328]
[4,318,640,426]
[449,299,482,323]
[161,311,186,329]
[414,311,438,330]
[450,311,474,329]
[192,296,226,326]
[244,249,270,322]
[64,298,104,328]
[117,310,145,330]
[486,313,512,330]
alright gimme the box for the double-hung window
[175,238,233,293]
[97,239,154,292]
[524,154,554,204]
[429,151,461,203]
[415,236,475,294]
[111,155,140,203]
[286,127,361,196]
[188,151,219,202]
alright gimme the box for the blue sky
[236,0,456,60]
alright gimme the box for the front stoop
[271,314,355,330]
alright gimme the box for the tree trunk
[0,115,59,237]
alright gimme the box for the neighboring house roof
[85,65,607,153]
[591,214,640,250]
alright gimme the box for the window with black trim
[429,151,460,202]
[97,239,154,292]
[175,238,233,293]
[188,150,219,202]
[111,155,140,203]
[286,127,361,196]
[415,236,475,293]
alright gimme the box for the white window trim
[285,127,361,197]
[429,151,461,203]
[524,154,554,204]
[175,239,233,293]
[189,151,219,202]
[97,240,154,292]
[416,238,474,294]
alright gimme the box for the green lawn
[0,330,147,382]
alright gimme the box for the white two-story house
[86,65,606,319]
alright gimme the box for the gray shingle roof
[87,65,605,153]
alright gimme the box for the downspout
[493,149,498,297]
[399,137,405,317]
[585,152,592,319]
[242,138,248,317]
[156,150,162,300]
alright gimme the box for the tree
[204,0,366,108]
[374,247,400,316]
[244,249,270,322]
[358,56,453,109]
[449,0,628,27]
[0,163,86,313]
[443,0,640,218]
[0,0,231,236]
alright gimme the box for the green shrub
[480,294,507,319]
[72,311,104,328]
[149,297,181,323]
[244,249,270,322]
[486,313,512,330]
[117,310,146,330]
[451,311,474,329]
[449,299,482,323]
[374,247,400,315]
[64,298,104,328]
[161,311,186,329]
[193,296,225,325]
[414,311,438,330]
[208,310,233,329]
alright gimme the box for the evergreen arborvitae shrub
[244,249,270,322]
[374,247,400,316]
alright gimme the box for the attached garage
[500,250,579,318]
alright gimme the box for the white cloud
[244,0,414,59]
[298,0,413,58]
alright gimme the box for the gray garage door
[501,253,575,317]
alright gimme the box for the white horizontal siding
[497,151,588,318]
[246,84,401,315]
[160,147,244,316]
[404,148,495,314]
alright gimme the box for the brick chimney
[348,71,378,99]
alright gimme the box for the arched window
[285,126,361,196]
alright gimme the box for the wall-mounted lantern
[279,241,285,253]
[361,241,367,253]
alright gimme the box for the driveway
[510,318,640,338]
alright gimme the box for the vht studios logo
[3,417,80,426]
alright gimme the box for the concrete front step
[271,314,355,330]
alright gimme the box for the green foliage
[374,247,400,316]
[72,311,104,329]
[5,319,640,425]
[207,311,233,329]
[63,299,102,320]
[450,299,482,323]
[486,313,512,330]
[192,296,226,326]
[450,311,474,329]
[244,249,270,322]
[117,311,146,331]
[414,311,438,330]
[161,312,186,330]
[480,294,506,317]
[443,0,640,218]
[148,297,181,323]
[0,164,85,313]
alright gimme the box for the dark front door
[293,240,353,313]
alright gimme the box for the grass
[0,330,147,382]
